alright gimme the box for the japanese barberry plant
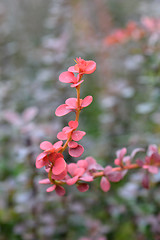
[36,57,160,196]
[104,17,160,46]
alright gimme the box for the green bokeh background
[0,0,160,239]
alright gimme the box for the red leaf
[77,183,89,192]
[55,185,66,196]
[142,174,149,189]
[69,145,84,157]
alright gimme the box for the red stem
[60,74,83,153]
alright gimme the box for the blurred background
[0,0,160,239]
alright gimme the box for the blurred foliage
[0,0,160,239]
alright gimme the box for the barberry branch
[75,84,81,121]
[36,58,160,196]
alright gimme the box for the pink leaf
[52,157,66,175]
[81,96,93,107]
[39,178,51,184]
[57,131,67,140]
[36,152,47,162]
[85,61,96,74]
[100,177,110,192]
[65,98,77,109]
[80,175,93,182]
[116,148,127,160]
[67,163,77,176]
[36,152,48,168]
[85,156,97,165]
[68,141,78,148]
[46,185,56,192]
[107,171,123,182]
[62,126,72,133]
[59,71,76,83]
[66,176,79,185]
[53,141,63,149]
[71,79,84,88]
[52,152,63,161]
[74,167,85,177]
[55,104,72,116]
[72,131,86,141]
[68,120,78,129]
[77,160,88,169]
[40,141,53,150]
[69,145,84,157]
[114,159,121,165]
[85,157,103,171]
[52,167,67,180]
[68,66,78,73]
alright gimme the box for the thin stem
[92,162,160,178]
[92,163,140,178]
[75,73,83,121]
[48,167,54,183]
[60,134,72,153]
[75,85,80,121]
[60,73,83,153]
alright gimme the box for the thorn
[73,58,77,64]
